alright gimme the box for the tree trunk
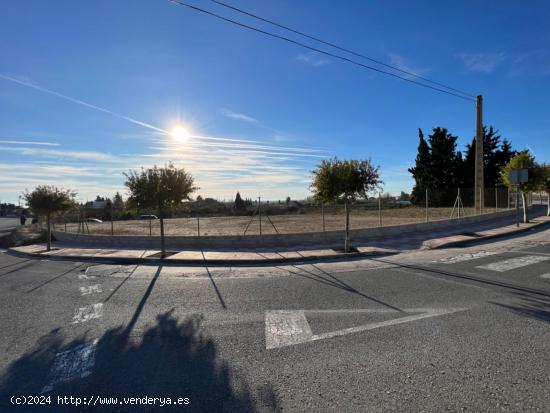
[521,191,529,223]
[159,211,166,258]
[46,212,51,251]
[344,199,350,253]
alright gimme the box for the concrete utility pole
[474,95,484,213]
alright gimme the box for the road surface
[0,225,549,412]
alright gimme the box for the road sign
[509,169,528,184]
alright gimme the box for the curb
[428,218,550,250]
[6,247,398,267]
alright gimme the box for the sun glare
[171,125,190,142]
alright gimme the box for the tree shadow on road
[490,292,550,324]
[0,312,278,412]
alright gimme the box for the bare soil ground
[57,207,502,236]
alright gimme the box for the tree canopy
[22,185,76,251]
[124,163,198,212]
[409,125,517,206]
[311,158,382,203]
[124,163,198,256]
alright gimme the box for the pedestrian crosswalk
[477,255,550,272]
[434,250,550,276]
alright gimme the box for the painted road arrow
[265,308,467,350]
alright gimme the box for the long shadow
[26,263,86,293]
[0,312,277,412]
[0,259,31,271]
[125,265,163,336]
[372,257,550,299]
[0,261,39,278]
[274,263,403,312]
[202,252,227,309]
[103,265,138,303]
[489,292,550,324]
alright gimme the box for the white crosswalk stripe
[477,255,550,272]
[433,251,497,264]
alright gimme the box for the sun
[171,125,190,142]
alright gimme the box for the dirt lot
[57,206,502,236]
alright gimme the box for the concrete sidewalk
[8,215,550,265]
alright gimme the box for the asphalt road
[0,226,549,412]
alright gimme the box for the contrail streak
[0,74,168,134]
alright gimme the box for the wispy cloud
[0,139,60,146]
[220,108,258,123]
[509,49,550,77]
[0,146,112,161]
[388,54,429,78]
[455,52,507,73]
[297,52,331,67]
[0,74,327,202]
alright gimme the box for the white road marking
[265,308,467,350]
[477,255,550,272]
[41,339,98,393]
[433,251,497,264]
[72,303,103,324]
[77,273,96,280]
[79,284,102,296]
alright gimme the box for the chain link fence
[52,188,544,237]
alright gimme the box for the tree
[462,126,517,188]
[311,158,382,252]
[233,192,246,210]
[409,127,463,206]
[285,196,291,205]
[124,163,198,257]
[538,164,550,216]
[501,151,541,223]
[22,186,76,251]
[113,192,124,210]
[408,128,432,205]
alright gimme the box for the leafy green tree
[124,163,198,257]
[22,186,76,251]
[113,192,124,210]
[409,127,463,206]
[311,158,382,252]
[462,126,517,188]
[233,192,246,210]
[501,151,541,223]
[409,128,432,205]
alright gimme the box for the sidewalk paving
[9,214,550,265]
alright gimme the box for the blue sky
[1,0,549,204]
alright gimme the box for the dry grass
[57,206,504,236]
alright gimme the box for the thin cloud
[455,52,507,73]
[297,52,331,67]
[388,53,430,78]
[220,108,258,123]
[0,146,112,161]
[0,139,60,146]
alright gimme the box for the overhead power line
[207,0,476,99]
[168,0,476,102]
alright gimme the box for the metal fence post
[425,189,429,223]
[197,213,200,236]
[258,197,262,236]
[378,192,382,227]
[480,187,483,215]
[321,202,325,232]
[149,218,152,236]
